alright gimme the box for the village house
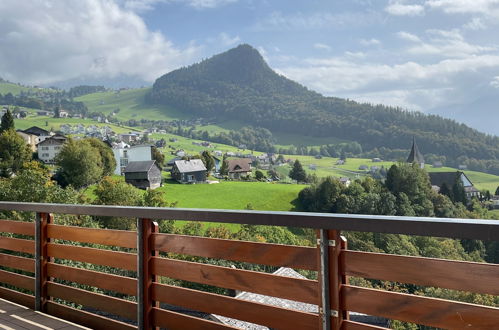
[123,160,162,190]
[36,110,53,116]
[58,110,69,118]
[171,159,207,184]
[359,164,369,170]
[428,171,481,200]
[22,126,53,144]
[119,132,141,143]
[16,130,38,152]
[112,143,153,175]
[432,161,443,168]
[227,158,252,179]
[339,177,351,187]
[37,134,67,163]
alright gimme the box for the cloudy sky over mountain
[1,0,498,127]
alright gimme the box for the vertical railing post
[137,218,158,330]
[340,235,349,322]
[317,229,346,330]
[317,229,331,330]
[35,212,51,312]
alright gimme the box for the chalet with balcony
[428,171,481,199]
[37,134,67,164]
[227,158,252,179]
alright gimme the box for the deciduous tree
[0,129,32,177]
[55,139,103,188]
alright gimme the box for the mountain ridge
[147,44,499,172]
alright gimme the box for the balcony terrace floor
[0,299,88,330]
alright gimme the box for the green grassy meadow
[159,181,304,211]
[0,82,54,95]
[14,115,134,134]
[75,88,189,122]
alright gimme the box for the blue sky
[1,0,499,132]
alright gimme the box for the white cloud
[385,1,425,16]
[122,0,237,11]
[218,32,241,46]
[406,29,495,57]
[277,54,499,110]
[122,0,164,12]
[491,76,499,88]
[0,0,199,85]
[426,0,499,16]
[184,0,238,9]
[463,17,487,30]
[253,11,382,31]
[345,51,366,58]
[360,38,381,46]
[314,43,331,51]
[397,31,421,42]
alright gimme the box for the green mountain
[149,45,499,172]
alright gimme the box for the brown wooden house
[124,160,162,190]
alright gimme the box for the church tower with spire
[407,137,425,169]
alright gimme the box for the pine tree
[289,160,306,182]
[0,109,15,133]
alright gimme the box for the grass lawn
[157,180,306,231]
[489,209,499,219]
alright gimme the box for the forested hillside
[148,44,499,174]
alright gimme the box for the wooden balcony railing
[0,201,498,330]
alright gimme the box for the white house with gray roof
[171,159,207,183]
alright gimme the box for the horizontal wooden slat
[0,219,35,236]
[0,253,35,272]
[153,233,317,270]
[47,282,137,321]
[0,236,35,254]
[47,224,136,248]
[152,282,318,330]
[151,257,318,305]
[0,269,34,291]
[342,250,499,296]
[342,285,499,329]
[342,320,388,330]
[47,263,137,296]
[0,286,35,309]
[46,301,135,330]
[47,243,136,270]
[152,307,237,330]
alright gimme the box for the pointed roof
[406,137,425,164]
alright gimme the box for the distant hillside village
[1,102,498,211]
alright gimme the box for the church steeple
[407,137,425,168]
